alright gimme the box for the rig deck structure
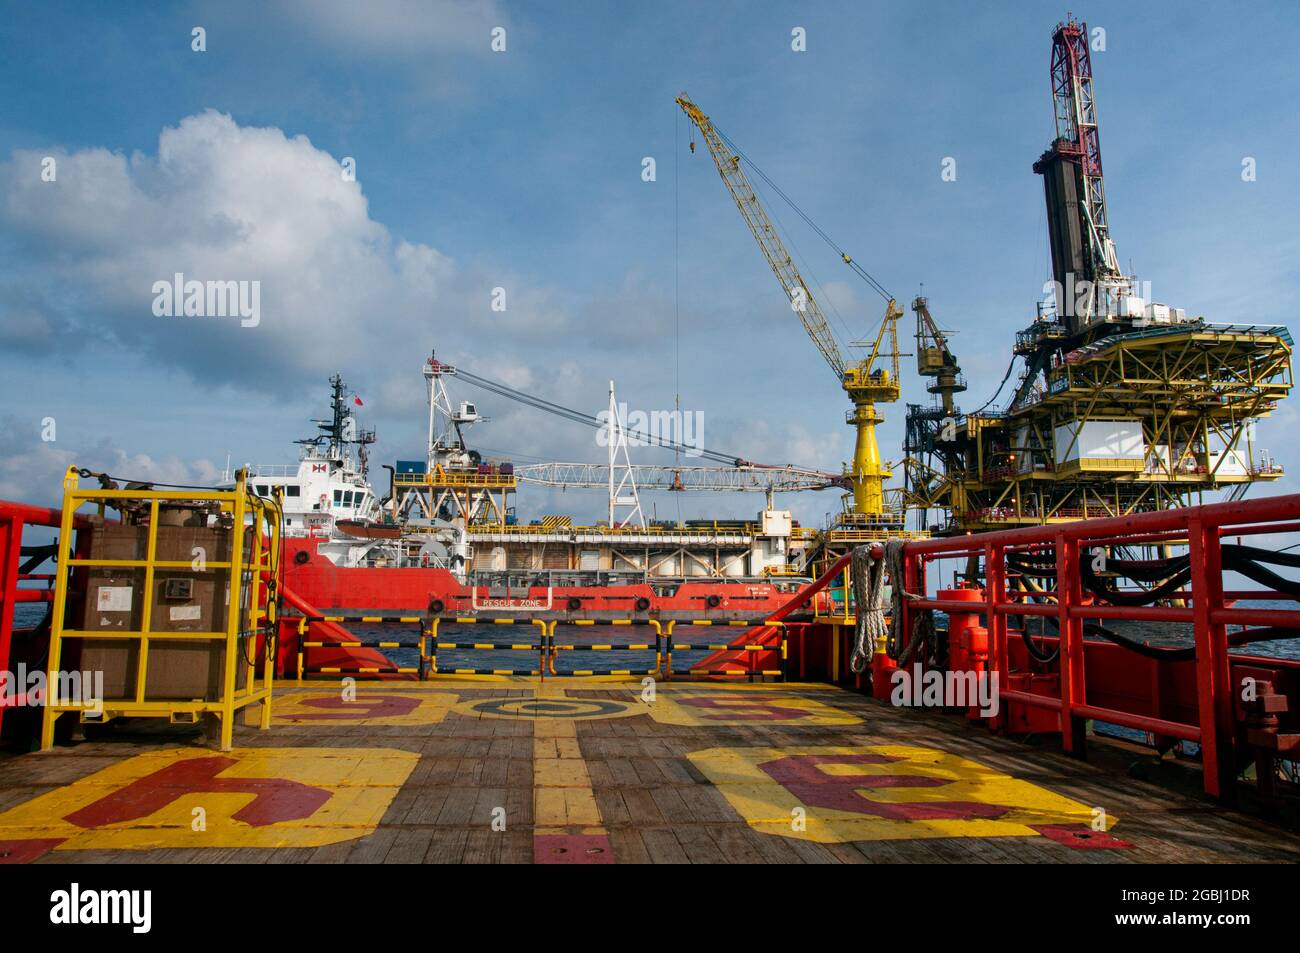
[3,677,1299,864]
[3,488,1300,864]
[906,321,1293,532]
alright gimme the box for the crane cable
[454,368,746,466]
[713,124,894,304]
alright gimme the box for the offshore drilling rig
[903,17,1293,534]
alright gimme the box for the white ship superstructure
[226,375,389,566]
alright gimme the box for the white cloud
[0,110,572,390]
[0,416,221,508]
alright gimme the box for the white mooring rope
[850,538,920,673]
[850,544,887,673]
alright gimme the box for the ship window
[333,490,342,503]
[256,485,269,496]
[343,491,354,505]
[286,485,300,497]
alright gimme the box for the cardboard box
[74,520,248,701]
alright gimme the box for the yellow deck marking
[273,690,455,726]
[689,744,1116,843]
[0,747,417,851]
[532,685,605,834]
[648,691,861,727]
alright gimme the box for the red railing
[758,496,1300,800]
[0,501,93,732]
[903,493,1300,800]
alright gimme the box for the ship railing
[394,470,517,489]
[418,618,787,680]
[426,617,549,677]
[543,619,783,680]
[245,464,300,478]
[656,619,786,681]
[900,492,1300,803]
[466,523,760,538]
[744,493,1300,802]
[541,619,664,678]
[0,500,95,736]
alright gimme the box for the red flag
[353,396,364,406]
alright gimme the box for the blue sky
[1,1,1297,524]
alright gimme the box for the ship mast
[297,374,375,475]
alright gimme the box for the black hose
[1082,622,1195,661]
[19,544,58,575]
[1084,622,1300,661]
[1080,560,1195,606]
[1021,619,1060,663]
[1225,543,1300,569]
[1006,576,1060,663]
[1003,544,1300,660]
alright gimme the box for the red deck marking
[64,756,331,829]
[0,838,64,864]
[1032,824,1134,849]
[760,753,1011,821]
[678,696,813,721]
[533,833,615,864]
[282,695,422,720]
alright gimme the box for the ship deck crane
[912,296,964,416]
[676,93,903,517]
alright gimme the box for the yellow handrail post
[40,467,81,750]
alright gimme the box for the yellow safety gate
[293,614,435,678]
[660,620,787,681]
[429,618,549,675]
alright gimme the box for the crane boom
[676,95,845,379]
[677,92,904,518]
[515,462,841,493]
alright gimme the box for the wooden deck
[1,678,1298,864]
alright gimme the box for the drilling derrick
[902,17,1293,535]
[1035,17,1125,330]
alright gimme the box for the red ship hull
[282,536,813,619]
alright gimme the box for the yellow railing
[42,467,278,751]
[762,565,807,577]
[825,528,931,542]
[394,469,516,489]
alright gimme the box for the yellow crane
[677,93,902,516]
